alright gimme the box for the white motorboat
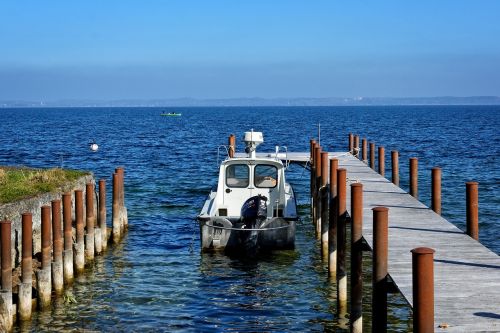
[197,131,298,255]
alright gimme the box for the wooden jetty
[239,150,500,332]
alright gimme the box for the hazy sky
[1,1,499,100]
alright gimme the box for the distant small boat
[160,112,182,116]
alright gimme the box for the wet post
[378,146,385,177]
[18,214,32,321]
[85,183,95,261]
[466,182,479,240]
[74,190,85,274]
[116,167,128,230]
[354,135,360,158]
[391,151,399,186]
[228,134,236,158]
[370,142,375,170]
[314,145,322,240]
[62,193,74,284]
[410,157,418,198]
[37,206,52,309]
[320,151,329,258]
[372,207,389,332]
[98,179,107,251]
[336,168,347,318]
[411,247,435,333]
[350,183,363,333]
[112,173,121,244]
[51,200,64,294]
[362,138,367,163]
[348,133,353,154]
[328,158,338,278]
[431,167,442,215]
[0,220,13,331]
[310,139,316,222]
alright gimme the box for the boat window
[226,164,249,188]
[254,164,278,188]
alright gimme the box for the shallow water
[0,106,498,332]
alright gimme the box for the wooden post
[314,146,322,240]
[85,183,95,261]
[348,133,353,153]
[74,190,85,274]
[350,183,363,333]
[412,247,435,333]
[336,168,347,317]
[99,179,107,251]
[410,158,418,198]
[51,200,64,294]
[354,135,360,158]
[62,193,74,284]
[431,167,442,215]
[112,173,121,243]
[362,138,367,163]
[310,139,316,223]
[228,134,235,158]
[320,152,329,258]
[370,142,375,170]
[372,207,389,332]
[378,146,385,177]
[391,151,399,186]
[115,167,128,230]
[466,182,479,240]
[0,220,13,331]
[18,214,32,320]
[328,158,338,278]
[37,206,52,308]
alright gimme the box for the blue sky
[1,1,499,100]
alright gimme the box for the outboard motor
[239,195,268,256]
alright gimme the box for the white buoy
[89,143,99,152]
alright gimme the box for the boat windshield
[254,164,278,188]
[226,164,249,188]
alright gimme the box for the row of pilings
[310,135,480,332]
[0,167,128,332]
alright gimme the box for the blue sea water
[0,106,498,332]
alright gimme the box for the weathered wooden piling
[37,206,52,308]
[362,138,367,163]
[115,167,128,230]
[0,220,13,331]
[98,179,107,251]
[228,134,236,158]
[74,190,85,274]
[466,182,479,240]
[112,173,121,243]
[348,133,353,153]
[314,146,322,240]
[391,151,399,186]
[85,183,95,261]
[354,135,360,158]
[410,157,418,198]
[336,168,347,317]
[431,167,442,215]
[378,146,385,177]
[320,152,329,258]
[310,140,316,224]
[350,183,363,333]
[62,193,74,284]
[372,207,389,332]
[411,247,435,333]
[369,142,375,170]
[328,158,338,278]
[51,200,64,294]
[18,213,32,321]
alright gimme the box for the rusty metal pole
[51,200,64,294]
[466,182,479,240]
[350,183,363,333]
[62,193,74,284]
[410,157,418,198]
[362,138,367,163]
[99,179,107,250]
[372,206,389,332]
[370,142,375,170]
[354,135,360,158]
[85,182,95,261]
[336,168,347,317]
[348,133,353,153]
[228,134,235,158]
[320,152,329,258]
[314,146,322,240]
[431,167,442,215]
[112,173,121,243]
[378,146,385,177]
[391,151,399,186]
[74,190,85,274]
[37,205,52,308]
[412,247,435,333]
[18,213,32,320]
[328,158,338,278]
[0,220,13,331]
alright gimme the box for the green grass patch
[0,167,89,204]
